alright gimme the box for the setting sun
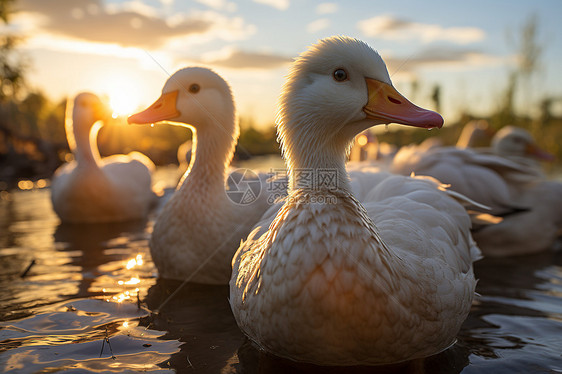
[108,85,141,118]
[109,92,138,118]
[93,70,143,118]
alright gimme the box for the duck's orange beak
[127,90,180,124]
[363,78,443,129]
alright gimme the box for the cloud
[195,0,237,12]
[307,18,330,33]
[358,15,485,44]
[16,0,253,49]
[383,47,504,76]
[253,0,290,11]
[316,3,338,15]
[198,46,498,73]
[198,47,292,69]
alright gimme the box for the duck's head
[69,92,109,130]
[128,67,237,138]
[492,126,554,161]
[276,36,443,166]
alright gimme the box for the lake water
[1,163,561,373]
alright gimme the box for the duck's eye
[189,84,200,93]
[333,69,348,82]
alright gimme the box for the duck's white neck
[282,124,353,193]
[179,122,238,194]
[67,117,101,167]
[288,149,350,193]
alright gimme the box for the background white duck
[128,67,276,284]
[420,119,495,151]
[490,125,555,166]
[471,179,562,256]
[349,119,491,168]
[230,36,481,366]
[391,129,542,214]
[391,124,560,256]
[176,139,192,173]
[50,92,155,223]
[476,126,559,255]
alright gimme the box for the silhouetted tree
[0,0,26,101]
[501,14,544,124]
[431,84,441,113]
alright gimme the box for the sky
[5,0,562,129]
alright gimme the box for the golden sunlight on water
[126,254,144,269]
[118,277,141,285]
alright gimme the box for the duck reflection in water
[53,219,149,299]
[141,280,470,374]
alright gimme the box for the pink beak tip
[420,110,444,129]
[434,113,445,129]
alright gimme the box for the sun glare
[109,88,140,118]
[99,72,142,118]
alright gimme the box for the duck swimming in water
[230,36,481,366]
[51,92,155,223]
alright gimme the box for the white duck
[474,126,559,255]
[349,119,490,166]
[176,139,192,172]
[391,128,547,214]
[392,125,559,256]
[230,36,481,366]
[490,125,554,165]
[420,119,494,151]
[128,67,276,284]
[471,179,562,256]
[51,92,155,223]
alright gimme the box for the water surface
[0,165,561,373]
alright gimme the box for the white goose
[230,36,481,366]
[128,67,275,284]
[51,92,155,223]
